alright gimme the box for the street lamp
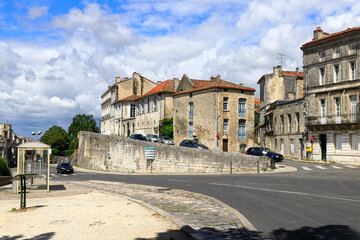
[31,131,42,140]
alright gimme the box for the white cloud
[28,6,49,20]
[2,0,360,136]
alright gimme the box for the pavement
[0,165,296,240]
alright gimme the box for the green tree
[41,126,70,155]
[0,157,11,176]
[159,118,173,138]
[68,114,99,149]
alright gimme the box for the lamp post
[31,131,42,178]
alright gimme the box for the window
[290,139,294,154]
[320,99,326,124]
[349,43,356,55]
[240,144,247,151]
[333,64,340,83]
[142,100,145,114]
[319,67,326,85]
[223,97,229,111]
[350,133,359,153]
[281,115,284,133]
[350,62,356,80]
[319,51,325,61]
[189,122,193,137]
[130,104,136,118]
[189,102,194,120]
[333,47,340,58]
[287,114,292,133]
[238,98,246,116]
[154,96,157,111]
[296,113,300,132]
[238,120,246,140]
[334,134,342,153]
[147,98,150,112]
[350,95,358,121]
[223,119,228,132]
[335,97,341,123]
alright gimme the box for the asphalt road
[51,160,360,239]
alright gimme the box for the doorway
[320,134,327,161]
[223,139,228,152]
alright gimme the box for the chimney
[116,76,121,83]
[296,67,299,76]
[313,27,329,40]
[273,65,282,76]
[157,81,163,85]
[210,75,216,81]
[173,78,179,91]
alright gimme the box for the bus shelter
[16,142,51,192]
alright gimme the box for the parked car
[246,147,284,162]
[145,134,159,142]
[180,139,209,149]
[56,162,74,174]
[159,136,174,145]
[130,134,146,140]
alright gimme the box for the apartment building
[301,27,360,163]
[100,72,157,136]
[173,74,256,153]
[257,66,305,159]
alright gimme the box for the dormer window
[319,51,325,62]
[333,47,340,58]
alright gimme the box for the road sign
[144,147,155,160]
[216,133,220,138]
[33,156,37,162]
[311,135,314,140]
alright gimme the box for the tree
[159,118,173,138]
[68,114,99,149]
[41,126,70,155]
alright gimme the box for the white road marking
[78,173,86,175]
[345,165,358,169]
[315,165,327,170]
[331,166,343,169]
[50,174,57,177]
[167,179,189,182]
[137,178,154,180]
[72,173,78,176]
[301,166,312,171]
[208,183,360,203]
[62,174,69,177]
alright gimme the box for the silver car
[145,134,159,142]
[159,136,174,145]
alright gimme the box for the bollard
[230,161,232,174]
[257,160,259,173]
[271,158,276,169]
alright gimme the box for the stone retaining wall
[0,176,11,186]
[75,131,267,173]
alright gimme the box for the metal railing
[307,113,360,125]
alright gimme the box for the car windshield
[61,163,71,166]
[152,135,158,138]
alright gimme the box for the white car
[145,134,159,142]
[159,136,174,145]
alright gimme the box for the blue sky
[1,0,360,137]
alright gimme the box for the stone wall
[75,131,267,173]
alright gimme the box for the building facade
[173,74,255,153]
[258,66,305,160]
[301,27,360,163]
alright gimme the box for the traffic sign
[33,156,38,162]
[311,135,314,140]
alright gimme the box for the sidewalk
[0,182,192,240]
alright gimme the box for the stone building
[257,66,305,159]
[100,72,157,136]
[135,79,177,135]
[173,74,255,153]
[301,27,360,163]
[0,123,17,166]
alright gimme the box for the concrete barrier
[75,131,267,173]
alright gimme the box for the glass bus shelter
[16,142,51,192]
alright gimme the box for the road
[51,160,360,239]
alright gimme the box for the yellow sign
[306,146,312,152]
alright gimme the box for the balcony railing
[307,113,360,126]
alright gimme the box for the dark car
[246,147,284,162]
[180,140,209,150]
[130,134,146,140]
[57,162,74,174]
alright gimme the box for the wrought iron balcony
[307,113,360,126]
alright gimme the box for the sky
[1,0,360,138]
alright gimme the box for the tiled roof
[140,80,174,98]
[117,95,138,103]
[282,71,304,77]
[191,79,213,88]
[254,98,260,103]
[301,27,360,48]
[174,84,255,96]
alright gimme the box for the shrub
[0,158,11,176]
[52,148,60,156]
[65,149,75,156]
